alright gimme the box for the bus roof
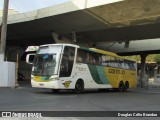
[80,46,119,57]
[80,46,136,62]
[39,43,135,62]
[89,48,117,56]
[39,43,79,48]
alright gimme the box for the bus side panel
[65,63,112,89]
[104,67,119,88]
[125,70,137,88]
[57,63,93,89]
[104,67,137,88]
[87,65,110,84]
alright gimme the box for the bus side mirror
[26,54,35,64]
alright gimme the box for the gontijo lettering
[109,69,125,74]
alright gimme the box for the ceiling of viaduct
[2,0,160,49]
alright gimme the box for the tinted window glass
[102,55,110,66]
[60,46,75,77]
[110,56,118,68]
[76,49,87,63]
[88,52,101,65]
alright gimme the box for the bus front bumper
[31,79,59,89]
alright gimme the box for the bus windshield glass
[32,45,62,76]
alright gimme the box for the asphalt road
[0,87,160,120]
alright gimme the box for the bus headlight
[49,77,59,81]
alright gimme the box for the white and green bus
[26,44,137,93]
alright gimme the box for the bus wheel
[51,89,60,93]
[124,81,129,92]
[118,81,124,92]
[74,80,84,93]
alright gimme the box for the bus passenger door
[59,46,75,80]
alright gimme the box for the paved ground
[0,86,160,119]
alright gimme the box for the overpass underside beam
[51,32,91,47]
[51,32,73,44]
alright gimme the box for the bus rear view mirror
[26,54,35,64]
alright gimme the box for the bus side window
[60,46,75,77]
[102,55,110,66]
[124,60,129,69]
[76,49,87,63]
[134,63,137,70]
[119,59,125,69]
[89,52,94,64]
[110,56,118,68]
[116,58,120,68]
[98,54,102,65]
[89,52,100,65]
[125,60,135,70]
[127,62,132,69]
[129,61,136,70]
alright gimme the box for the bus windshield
[32,54,57,76]
[32,45,63,76]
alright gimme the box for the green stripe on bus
[79,46,89,51]
[88,65,109,84]
[96,66,109,84]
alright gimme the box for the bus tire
[74,80,84,93]
[124,81,129,92]
[51,89,60,93]
[118,81,124,92]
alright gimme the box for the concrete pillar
[154,66,158,83]
[139,54,148,88]
[0,0,9,61]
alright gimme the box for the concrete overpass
[0,0,160,48]
[96,38,160,55]
[1,0,160,88]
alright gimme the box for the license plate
[39,83,44,86]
